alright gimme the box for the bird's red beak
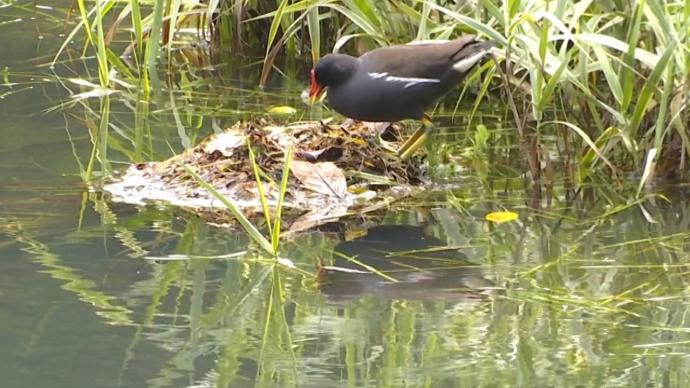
[308,69,325,104]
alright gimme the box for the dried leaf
[290,160,347,198]
[485,211,519,223]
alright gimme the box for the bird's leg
[398,114,434,160]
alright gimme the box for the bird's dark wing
[360,36,492,80]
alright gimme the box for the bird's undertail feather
[452,43,494,73]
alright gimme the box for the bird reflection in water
[318,225,498,304]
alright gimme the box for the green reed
[60,0,688,188]
[182,145,293,257]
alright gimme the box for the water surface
[2,2,690,387]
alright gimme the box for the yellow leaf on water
[268,106,297,115]
[485,211,519,223]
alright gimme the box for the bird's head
[309,54,359,104]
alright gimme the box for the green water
[2,2,690,387]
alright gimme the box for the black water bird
[309,36,494,158]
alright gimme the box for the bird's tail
[451,39,495,73]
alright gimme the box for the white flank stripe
[368,72,440,88]
[368,72,388,79]
[388,75,441,88]
[452,49,490,72]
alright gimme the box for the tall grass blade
[653,60,676,150]
[307,5,321,66]
[271,147,292,253]
[247,140,274,240]
[94,0,110,87]
[621,0,644,112]
[547,120,618,180]
[145,0,166,74]
[182,165,275,255]
[637,148,657,197]
[261,0,290,82]
[629,41,677,137]
[129,0,143,59]
[425,1,506,45]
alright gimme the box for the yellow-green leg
[398,115,434,160]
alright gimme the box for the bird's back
[361,36,482,82]
[327,36,492,122]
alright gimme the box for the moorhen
[309,36,493,159]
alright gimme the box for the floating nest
[105,119,428,232]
